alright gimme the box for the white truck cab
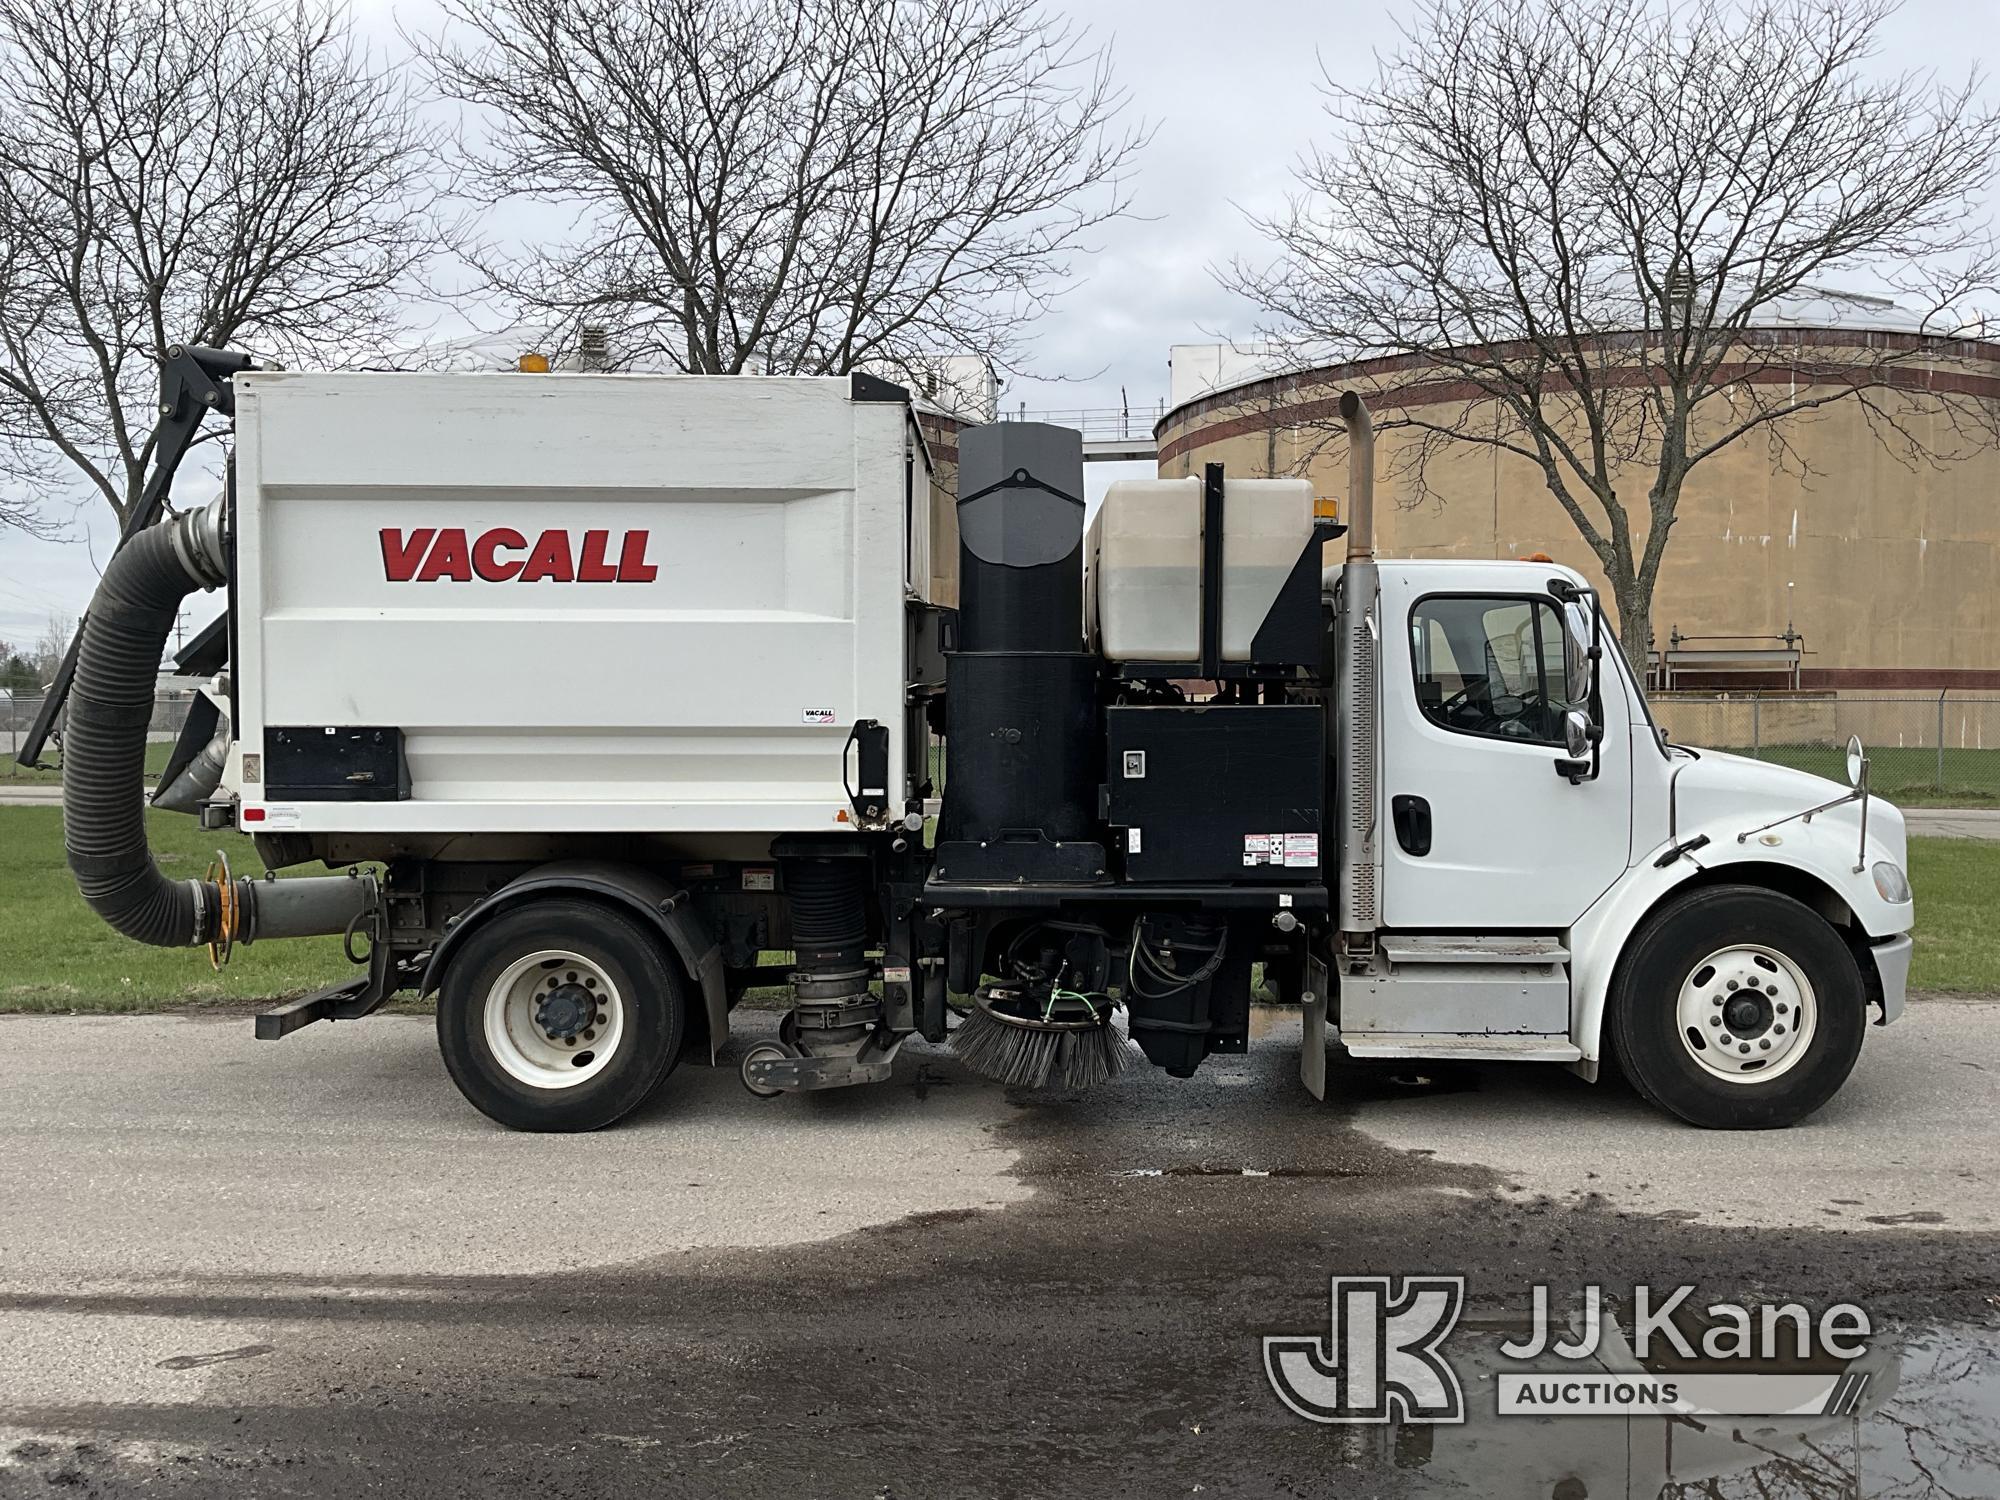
[1311,548,1913,1129]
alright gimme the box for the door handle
[1392,794,1432,856]
[1554,756,1591,783]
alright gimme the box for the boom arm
[14,344,254,769]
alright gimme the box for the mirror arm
[1734,787,1862,844]
[1589,600,1604,782]
[1854,757,1870,874]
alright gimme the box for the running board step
[1339,1033,1582,1062]
[1378,935,1570,965]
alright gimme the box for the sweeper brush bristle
[950,1002,1135,1090]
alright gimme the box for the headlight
[1871,861,1911,904]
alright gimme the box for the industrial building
[1155,292,2000,693]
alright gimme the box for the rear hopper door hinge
[844,719,890,824]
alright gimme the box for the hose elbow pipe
[63,497,373,948]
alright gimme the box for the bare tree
[419,0,1143,379]
[0,0,441,531]
[1226,0,1998,669]
[30,612,73,686]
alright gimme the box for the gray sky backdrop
[0,0,1992,652]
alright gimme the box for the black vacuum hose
[62,496,377,951]
[64,501,231,945]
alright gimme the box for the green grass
[1906,836,2000,994]
[3,740,175,785]
[0,809,1991,1011]
[1721,745,2000,808]
[0,805,360,1010]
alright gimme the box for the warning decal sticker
[1244,832,1319,868]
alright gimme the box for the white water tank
[1096,477,1203,660]
[1094,476,1315,663]
[1219,478,1314,661]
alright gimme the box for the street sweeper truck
[27,348,1916,1131]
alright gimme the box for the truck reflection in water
[1355,1320,1998,1498]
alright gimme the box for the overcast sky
[1,0,1992,649]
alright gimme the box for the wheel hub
[1674,943,1816,1084]
[535,983,596,1041]
[482,949,625,1091]
[1722,990,1773,1037]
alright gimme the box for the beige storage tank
[1096,477,1203,661]
[1219,478,1313,661]
[1094,475,1316,664]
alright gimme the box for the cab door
[1378,576,1631,930]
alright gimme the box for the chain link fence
[2,690,198,779]
[1653,692,2000,804]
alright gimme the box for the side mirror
[1564,709,1593,761]
[1555,708,1597,783]
[1845,734,1867,789]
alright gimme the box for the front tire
[1609,885,1865,1130]
[437,898,687,1132]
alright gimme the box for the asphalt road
[1,1002,1997,1498]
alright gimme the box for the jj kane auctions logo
[380,527,658,584]
[1265,1277,1877,1423]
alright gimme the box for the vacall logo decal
[380,528,658,583]
[1264,1276,1466,1424]
[1265,1280,1879,1423]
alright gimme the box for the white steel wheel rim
[1673,943,1818,1085]
[482,949,625,1090]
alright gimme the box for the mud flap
[1300,953,1329,1100]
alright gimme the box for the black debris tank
[935,423,1104,885]
[953,423,1085,654]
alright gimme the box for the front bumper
[1869,933,1914,1025]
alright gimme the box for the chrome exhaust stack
[1340,389,1374,563]
[1334,392,1381,962]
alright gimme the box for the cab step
[1378,935,1570,965]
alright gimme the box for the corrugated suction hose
[63,496,374,948]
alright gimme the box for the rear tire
[437,898,687,1132]
[1609,884,1865,1130]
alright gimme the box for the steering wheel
[1438,678,1497,729]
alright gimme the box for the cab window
[1410,595,1574,743]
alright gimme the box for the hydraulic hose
[63,496,374,948]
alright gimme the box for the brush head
[950,991,1135,1089]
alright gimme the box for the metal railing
[999,404,1166,441]
[1653,691,2000,802]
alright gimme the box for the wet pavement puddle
[1308,1319,1999,1497]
